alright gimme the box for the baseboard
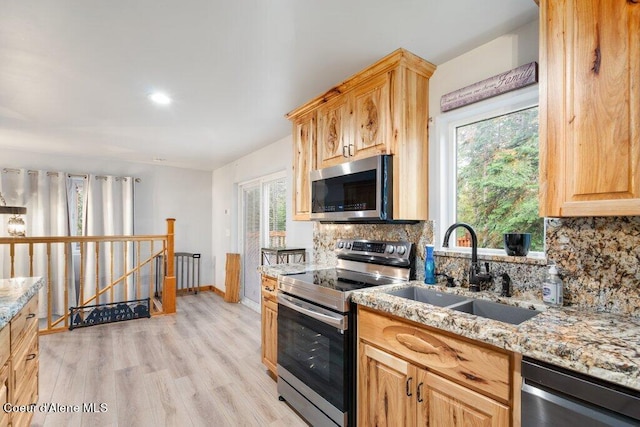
[176,285,219,296]
[211,286,225,298]
[175,285,226,299]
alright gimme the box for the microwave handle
[277,293,347,331]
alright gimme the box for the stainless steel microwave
[310,155,393,221]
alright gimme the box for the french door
[239,172,286,306]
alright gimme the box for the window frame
[432,85,542,256]
[237,170,287,255]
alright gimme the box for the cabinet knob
[406,377,413,397]
[342,146,348,158]
[26,354,36,361]
[26,313,36,319]
[417,382,424,403]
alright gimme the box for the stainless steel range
[277,239,415,427]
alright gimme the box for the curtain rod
[3,168,141,182]
[67,173,141,183]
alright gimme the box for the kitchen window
[434,85,543,253]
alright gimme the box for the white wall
[0,148,214,284]
[211,135,314,290]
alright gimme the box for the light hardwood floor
[32,293,307,427]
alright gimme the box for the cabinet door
[418,372,509,427]
[352,72,392,159]
[317,96,352,168]
[358,342,416,427]
[540,0,640,216]
[0,364,9,427]
[261,294,278,375]
[292,112,315,220]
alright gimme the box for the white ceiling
[0,0,539,171]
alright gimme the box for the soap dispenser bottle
[542,265,563,306]
[424,245,436,285]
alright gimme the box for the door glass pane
[265,178,287,248]
[242,184,261,304]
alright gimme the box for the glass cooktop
[283,268,401,292]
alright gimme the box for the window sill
[434,248,547,266]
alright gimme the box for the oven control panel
[335,239,413,262]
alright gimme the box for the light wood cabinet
[420,371,509,427]
[359,342,416,426]
[317,96,352,168]
[352,72,392,160]
[0,363,9,427]
[261,275,278,376]
[1,294,39,427]
[357,307,516,427]
[287,48,436,221]
[292,112,316,220]
[539,0,640,216]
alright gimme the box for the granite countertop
[351,281,640,392]
[0,276,44,330]
[260,262,330,278]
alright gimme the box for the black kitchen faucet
[442,223,492,291]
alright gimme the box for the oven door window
[277,303,350,412]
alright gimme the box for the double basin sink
[385,286,540,325]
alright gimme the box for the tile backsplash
[546,216,640,318]
[312,221,433,279]
[312,216,640,318]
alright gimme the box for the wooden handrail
[0,234,169,244]
[0,218,177,333]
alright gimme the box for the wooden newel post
[163,218,177,314]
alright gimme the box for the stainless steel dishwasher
[521,357,640,426]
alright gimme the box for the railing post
[163,218,176,314]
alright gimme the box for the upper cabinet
[352,72,392,161]
[292,111,315,220]
[317,95,352,168]
[539,0,640,217]
[287,48,436,221]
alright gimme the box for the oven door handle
[278,294,347,331]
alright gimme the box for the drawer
[10,296,38,353]
[0,363,9,427]
[15,371,38,409]
[261,275,277,292]
[0,326,8,368]
[262,290,278,311]
[12,321,38,397]
[261,287,277,305]
[11,373,37,427]
[358,307,511,402]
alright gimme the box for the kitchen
[1,1,639,426]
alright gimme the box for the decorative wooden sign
[69,298,150,330]
[440,62,538,112]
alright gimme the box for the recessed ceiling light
[149,92,172,105]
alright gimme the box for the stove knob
[397,245,407,255]
[337,241,344,249]
[386,245,395,254]
[346,242,352,249]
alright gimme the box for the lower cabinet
[0,363,9,427]
[358,307,516,427]
[0,294,39,427]
[261,275,278,376]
